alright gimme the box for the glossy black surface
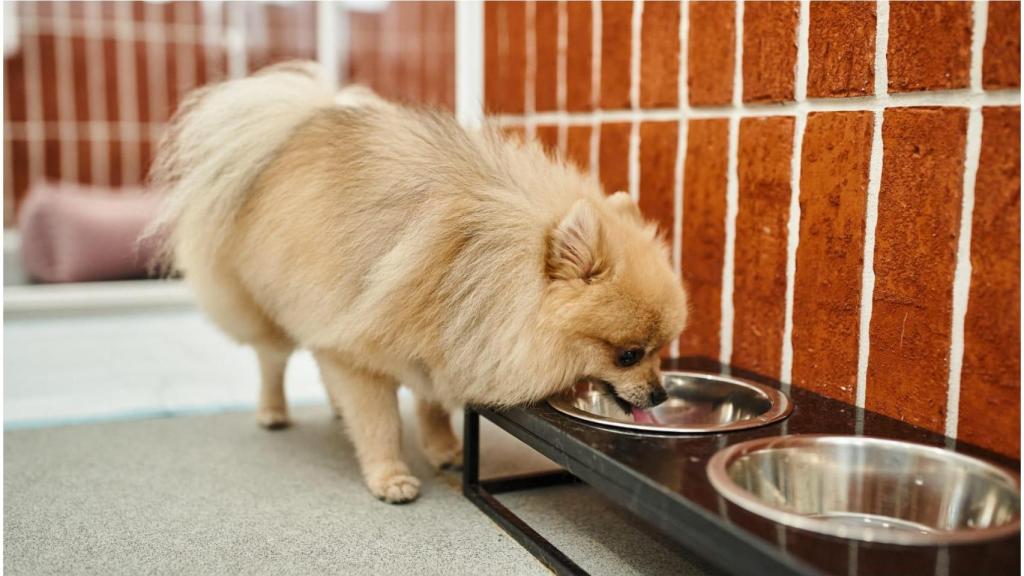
[488,358,1020,576]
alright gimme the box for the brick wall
[3,1,455,225]
[486,0,1021,457]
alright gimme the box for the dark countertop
[490,357,1020,576]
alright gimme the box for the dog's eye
[615,348,645,368]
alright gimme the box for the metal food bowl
[707,435,1021,545]
[547,371,791,433]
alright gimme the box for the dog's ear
[607,191,642,222]
[547,199,606,282]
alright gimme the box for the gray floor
[5,406,718,575]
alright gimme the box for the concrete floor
[4,405,717,575]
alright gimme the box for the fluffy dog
[148,62,687,503]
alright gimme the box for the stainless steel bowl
[547,371,791,433]
[707,435,1021,545]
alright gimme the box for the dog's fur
[148,62,688,503]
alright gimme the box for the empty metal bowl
[707,435,1021,545]
[547,371,791,433]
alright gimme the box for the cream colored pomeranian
[148,61,687,503]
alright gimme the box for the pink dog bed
[18,183,163,283]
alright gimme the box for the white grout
[53,2,77,182]
[174,3,197,110]
[525,1,537,140]
[671,0,690,359]
[627,0,643,201]
[115,1,141,185]
[970,0,989,94]
[589,0,601,179]
[720,0,744,369]
[855,110,884,410]
[875,0,890,97]
[945,0,991,440]
[780,0,811,390]
[854,0,890,409]
[493,88,1021,126]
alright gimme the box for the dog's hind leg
[416,398,462,470]
[178,252,294,429]
[314,350,420,503]
[254,337,293,429]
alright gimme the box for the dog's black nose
[648,386,669,407]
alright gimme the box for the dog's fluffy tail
[145,61,335,271]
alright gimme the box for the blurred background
[3,1,459,427]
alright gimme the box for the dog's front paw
[423,442,464,471]
[368,473,421,504]
[257,408,290,430]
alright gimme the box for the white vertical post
[317,1,339,91]
[455,0,484,127]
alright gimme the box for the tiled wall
[486,0,1021,457]
[3,1,455,225]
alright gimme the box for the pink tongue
[631,407,656,424]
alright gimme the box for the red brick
[866,107,967,432]
[888,2,971,93]
[10,139,29,215]
[791,112,874,403]
[983,1,1021,89]
[601,1,633,110]
[638,121,677,238]
[5,50,26,123]
[566,125,593,171]
[484,1,526,114]
[743,1,798,103]
[566,0,593,111]
[77,139,92,185]
[535,0,559,112]
[134,40,150,124]
[732,116,794,378]
[688,1,735,106]
[807,2,876,98]
[959,107,1020,457]
[679,119,729,359]
[599,122,631,194]
[44,138,61,181]
[640,0,680,108]
[535,124,560,157]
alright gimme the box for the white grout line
[22,2,44,186]
[6,122,166,142]
[85,1,108,186]
[316,2,339,91]
[855,110,884,411]
[671,0,690,359]
[589,0,601,179]
[115,1,141,185]
[525,1,537,140]
[970,0,989,94]
[875,0,890,97]
[493,88,1021,126]
[855,0,890,411]
[556,0,569,154]
[945,0,990,440]
[945,103,982,443]
[17,15,225,46]
[201,2,224,81]
[780,0,811,389]
[720,0,744,369]
[53,2,77,182]
[628,0,643,201]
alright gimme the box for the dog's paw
[423,442,464,471]
[257,408,291,430]
[369,473,421,504]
